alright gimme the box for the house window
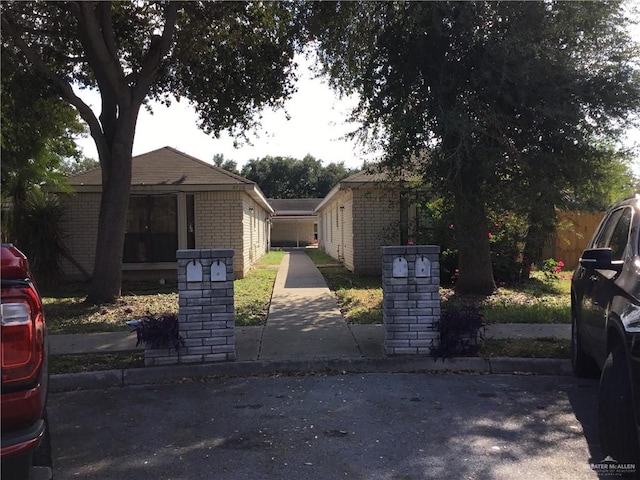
[186,194,195,249]
[400,192,432,245]
[124,195,178,263]
[400,193,409,245]
[330,210,333,242]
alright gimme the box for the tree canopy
[1,44,84,205]
[1,40,86,270]
[1,1,305,303]
[240,154,355,198]
[4,1,639,299]
[310,1,640,294]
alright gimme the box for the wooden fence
[541,210,606,270]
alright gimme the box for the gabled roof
[67,146,254,187]
[62,146,273,213]
[315,168,403,212]
[315,166,426,212]
[336,169,389,184]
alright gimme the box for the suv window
[594,207,632,261]
[594,209,623,249]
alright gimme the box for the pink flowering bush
[541,258,565,282]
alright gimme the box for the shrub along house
[315,170,428,275]
[56,146,273,281]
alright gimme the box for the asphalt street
[49,373,606,480]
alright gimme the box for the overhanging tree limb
[134,2,178,102]
[3,1,304,303]
[1,13,109,162]
[309,1,640,294]
[75,1,125,97]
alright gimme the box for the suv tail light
[1,283,45,387]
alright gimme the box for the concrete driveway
[49,373,604,479]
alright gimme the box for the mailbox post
[381,245,440,356]
[144,249,236,366]
[178,249,236,364]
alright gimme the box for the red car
[1,244,52,480]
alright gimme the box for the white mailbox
[415,256,431,278]
[186,260,203,282]
[392,257,408,278]
[211,259,227,282]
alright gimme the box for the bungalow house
[56,146,273,281]
[315,170,426,275]
[268,198,321,248]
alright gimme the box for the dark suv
[1,244,52,480]
[571,194,640,466]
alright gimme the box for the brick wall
[352,188,401,275]
[193,192,270,278]
[240,198,269,276]
[58,192,100,278]
[317,186,402,276]
[317,190,354,268]
[58,190,268,282]
[195,191,243,247]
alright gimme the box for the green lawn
[305,249,343,265]
[44,247,572,365]
[43,252,284,334]
[307,252,571,326]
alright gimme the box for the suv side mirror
[579,248,623,271]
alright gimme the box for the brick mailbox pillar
[382,245,440,356]
[175,248,236,364]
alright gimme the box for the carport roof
[269,198,323,214]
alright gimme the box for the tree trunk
[523,199,556,273]
[86,113,137,304]
[453,188,496,295]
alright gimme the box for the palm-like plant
[11,190,68,284]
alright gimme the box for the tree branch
[132,2,179,103]
[0,14,110,162]
[73,1,126,100]
[96,2,118,63]
[69,1,122,151]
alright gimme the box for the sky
[75,54,373,170]
[76,33,640,174]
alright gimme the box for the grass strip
[483,304,571,324]
[480,338,571,359]
[50,353,144,374]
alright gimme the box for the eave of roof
[315,169,422,212]
[315,170,390,212]
[54,146,274,213]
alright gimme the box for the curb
[50,356,573,392]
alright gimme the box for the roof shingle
[67,146,255,187]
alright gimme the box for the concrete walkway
[258,250,363,360]
[48,251,571,360]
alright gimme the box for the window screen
[123,195,178,263]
